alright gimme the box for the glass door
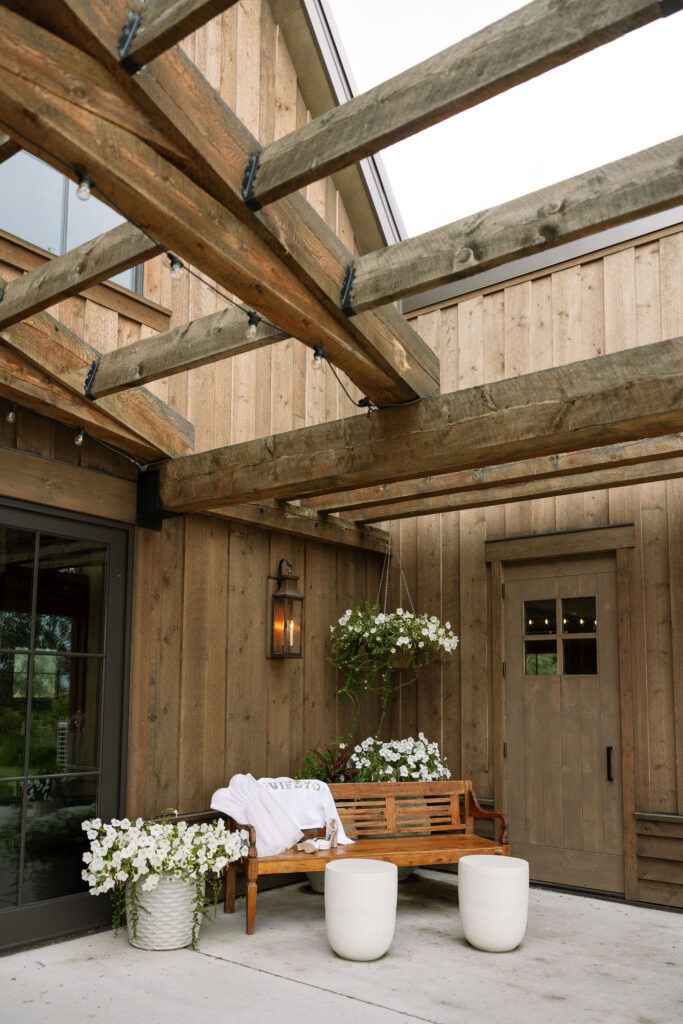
[0,504,129,950]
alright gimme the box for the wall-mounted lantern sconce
[270,559,304,658]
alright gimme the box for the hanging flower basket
[329,603,458,734]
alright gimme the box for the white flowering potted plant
[328,602,458,734]
[81,814,248,950]
[347,733,451,782]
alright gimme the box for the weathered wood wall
[395,225,683,905]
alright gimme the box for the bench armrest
[466,789,509,846]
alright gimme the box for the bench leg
[224,861,237,913]
[246,879,257,934]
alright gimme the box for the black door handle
[606,746,614,782]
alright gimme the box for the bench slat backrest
[328,781,472,839]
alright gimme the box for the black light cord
[0,117,425,417]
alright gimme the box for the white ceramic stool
[324,859,398,961]
[458,855,529,952]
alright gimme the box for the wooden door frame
[486,524,638,898]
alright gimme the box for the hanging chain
[375,525,416,614]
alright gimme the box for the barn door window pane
[562,597,597,633]
[524,599,556,635]
[563,638,598,675]
[525,640,558,675]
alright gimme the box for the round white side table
[458,854,529,952]
[324,859,398,961]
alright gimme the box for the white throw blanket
[210,774,353,857]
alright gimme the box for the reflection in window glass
[0,779,23,908]
[29,657,101,775]
[36,536,107,654]
[524,599,556,635]
[562,597,597,633]
[0,652,27,776]
[0,152,63,254]
[525,639,558,675]
[22,774,97,905]
[0,526,35,650]
[563,638,598,675]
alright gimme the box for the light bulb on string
[74,429,85,447]
[247,312,260,337]
[76,175,92,201]
[169,255,184,280]
[5,404,17,424]
[312,345,325,371]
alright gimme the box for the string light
[247,311,260,336]
[168,255,184,279]
[73,428,85,446]
[76,175,92,201]
[312,345,325,371]
[5,403,17,424]
[0,118,420,418]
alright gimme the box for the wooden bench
[220,779,509,934]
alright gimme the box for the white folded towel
[257,777,353,845]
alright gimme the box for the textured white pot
[325,859,397,961]
[458,855,529,952]
[126,874,198,950]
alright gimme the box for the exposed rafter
[0,224,160,330]
[0,3,438,405]
[116,0,240,71]
[346,136,683,313]
[81,307,288,398]
[207,502,388,554]
[0,130,20,163]
[159,338,683,512]
[0,274,194,458]
[248,0,672,207]
[304,435,683,514]
[345,456,683,523]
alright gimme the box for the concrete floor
[2,871,681,1024]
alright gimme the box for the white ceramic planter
[458,855,529,952]
[325,859,397,961]
[126,874,198,950]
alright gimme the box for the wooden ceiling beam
[0,223,161,331]
[249,0,670,207]
[83,306,288,397]
[207,502,389,554]
[304,434,683,514]
[158,337,683,511]
[0,3,438,404]
[117,1,240,70]
[0,131,21,164]
[0,274,194,458]
[347,136,683,312]
[346,456,683,523]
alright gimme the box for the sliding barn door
[504,555,624,893]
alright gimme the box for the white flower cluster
[332,606,458,656]
[349,733,451,783]
[81,816,248,895]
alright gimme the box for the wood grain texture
[250,0,665,205]
[0,224,161,330]
[121,0,240,69]
[350,136,683,312]
[160,337,683,510]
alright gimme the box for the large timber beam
[0,223,161,330]
[0,4,438,405]
[0,274,194,458]
[346,456,683,523]
[207,502,389,554]
[117,1,240,70]
[248,0,672,207]
[304,434,683,514]
[347,136,683,313]
[158,337,683,512]
[0,131,20,163]
[82,306,288,397]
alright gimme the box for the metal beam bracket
[340,265,356,316]
[0,289,4,303]
[242,153,262,210]
[84,360,100,401]
[118,11,142,72]
[659,0,683,15]
[137,469,180,531]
